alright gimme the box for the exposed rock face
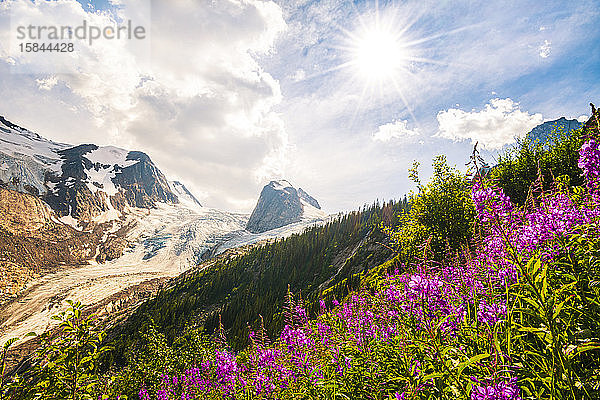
[111,151,178,208]
[1,116,182,223]
[0,186,53,233]
[527,117,583,144]
[246,180,323,234]
[95,223,133,263]
[247,180,302,234]
[170,180,202,208]
[43,144,109,221]
[0,188,102,302]
[298,187,321,209]
[44,145,179,221]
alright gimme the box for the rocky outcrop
[298,187,321,209]
[110,151,178,208]
[246,181,303,234]
[246,180,323,234]
[96,223,134,263]
[42,145,179,222]
[0,187,53,234]
[43,144,109,221]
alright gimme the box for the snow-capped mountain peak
[0,116,179,223]
[85,146,139,168]
[0,116,70,195]
[246,179,325,233]
[269,179,294,191]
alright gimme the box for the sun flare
[316,2,465,124]
[353,28,407,81]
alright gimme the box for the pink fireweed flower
[471,183,514,226]
[478,299,507,327]
[470,377,521,400]
[138,388,150,400]
[579,138,600,191]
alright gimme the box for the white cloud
[290,69,306,82]
[0,0,288,211]
[578,115,589,123]
[436,98,543,149]
[36,76,58,91]
[539,40,552,58]
[372,120,420,142]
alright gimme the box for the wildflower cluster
[579,138,600,191]
[5,124,594,400]
[132,128,600,399]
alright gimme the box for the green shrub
[386,156,475,263]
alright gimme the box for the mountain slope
[110,199,407,357]
[0,116,182,224]
[526,117,583,144]
[0,187,105,303]
[170,181,202,208]
[246,180,326,233]
[0,116,69,195]
[298,187,321,209]
[0,116,338,347]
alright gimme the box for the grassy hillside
[107,198,408,362]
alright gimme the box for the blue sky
[263,0,600,209]
[0,0,599,212]
[75,0,111,11]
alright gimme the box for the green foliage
[505,230,600,398]
[387,155,475,262]
[491,126,584,205]
[7,301,110,400]
[1,338,20,399]
[101,324,216,398]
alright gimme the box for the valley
[0,116,329,349]
[0,203,247,345]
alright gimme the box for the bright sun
[353,28,406,81]
[321,2,455,121]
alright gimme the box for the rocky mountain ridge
[0,116,194,225]
[170,180,202,208]
[246,180,325,234]
[526,117,583,144]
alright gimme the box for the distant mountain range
[526,117,583,144]
[0,115,327,315]
[0,116,193,225]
